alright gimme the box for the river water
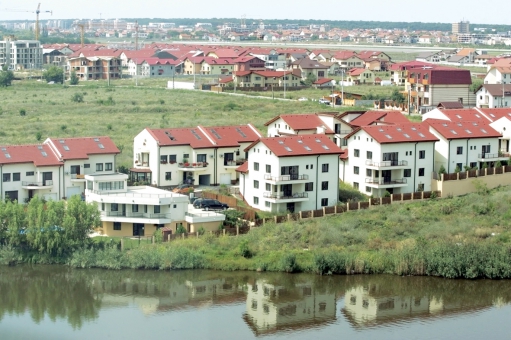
[1,266,510,340]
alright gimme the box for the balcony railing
[103,211,171,219]
[264,174,309,181]
[263,192,308,200]
[88,190,173,198]
[478,153,508,159]
[224,159,247,166]
[365,178,407,185]
[335,130,352,134]
[365,160,408,167]
[178,162,208,168]
[22,180,53,187]
[71,174,85,179]
[185,212,222,218]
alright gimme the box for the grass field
[1,79,373,167]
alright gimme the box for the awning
[129,168,152,173]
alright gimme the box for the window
[418,183,425,191]
[456,147,463,155]
[105,163,113,171]
[84,163,90,169]
[353,182,359,189]
[305,182,313,191]
[354,166,359,175]
[322,164,329,173]
[165,172,172,180]
[321,198,328,207]
[366,151,372,159]
[96,163,103,171]
[5,190,18,201]
[26,171,34,176]
[456,163,463,171]
[418,168,425,176]
[13,173,20,181]
[113,222,121,230]
[111,203,118,212]
[161,155,168,163]
[470,162,477,169]
[169,154,177,163]
[154,205,160,214]
[254,162,259,171]
[265,183,271,191]
[197,154,207,163]
[419,150,425,159]
[265,201,270,207]
[253,180,259,189]
[253,196,259,205]
[366,186,372,193]
[183,153,189,159]
[354,149,360,157]
[404,169,411,177]
[265,164,271,173]
[2,173,10,182]
[321,181,329,190]
[132,204,139,212]
[366,169,372,177]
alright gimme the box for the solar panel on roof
[94,138,100,142]
[322,145,330,150]
[278,140,284,144]
[411,127,417,131]
[284,146,292,152]
[481,129,488,134]
[37,145,43,150]
[63,145,70,151]
[41,151,47,157]
[442,123,447,127]
[450,130,458,135]
[304,146,311,151]
[210,129,222,139]
[403,134,410,138]
[191,130,202,140]
[385,134,392,139]
[457,122,462,126]
[59,140,64,144]
[1,147,6,151]
[465,129,472,134]
[418,133,425,138]
[4,154,10,159]
[98,144,105,149]
[297,140,303,144]
[472,122,478,126]
[235,128,247,138]
[396,127,402,131]
[315,139,321,143]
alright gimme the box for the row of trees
[0,196,101,257]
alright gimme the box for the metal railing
[263,192,308,200]
[88,190,174,198]
[224,159,246,166]
[177,162,208,168]
[103,211,171,219]
[365,160,408,167]
[22,180,53,186]
[335,130,352,134]
[478,153,507,159]
[264,174,309,181]
[185,212,222,218]
[365,178,407,185]
[70,174,85,179]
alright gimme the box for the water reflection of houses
[91,276,245,315]
[342,282,490,328]
[243,279,337,336]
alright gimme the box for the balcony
[185,211,226,224]
[22,180,53,189]
[224,159,247,168]
[365,160,408,168]
[101,211,172,223]
[263,192,309,203]
[70,174,85,182]
[264,174,309,184]
[365,178,408,188]
[478,153,510,161]
[335,130,353,135]
[177,162,208,172]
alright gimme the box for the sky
[0,0,509,25]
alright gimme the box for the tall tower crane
[1,3,52,40]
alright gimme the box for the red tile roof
[347,124,439,144]
[348,68,366,76]
[247,134,343,157]
[313,78,333,85]
[433,108,491,123]
[424,119,501,139]
[70,49,122,58]
[0,144,61,167]
[47,137,120,160]
[349,111,407,127]
[476,108,511,122]
[147,125,262,148]
[264,114,335,133]
[235,161,249,173]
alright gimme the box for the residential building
[44,137,120,198]
[201,58,234,75]
[291,58,329,80]
[0,38,43,70]
[346,68,375,85]
[68,49,122,80]
[132,125,262,187]
[341,124,438,197]
[484,65,511,85]
[389,60,434,86]
[84,172,225,236]
[127,58,176,77]
[237,134,343,213]
[233,70,301,88]
[233,56,266,72]
[424,119,503,172]
[0,144,62,202]
[453,21,470,34]
[475,84,511,108]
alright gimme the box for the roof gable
[249,134,343,157]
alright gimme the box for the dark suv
[193,199,229,211]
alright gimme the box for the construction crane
[134,21,139,50]
[76,24,85,48]
[1,3,52,40]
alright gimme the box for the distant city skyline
[0,0,510,26]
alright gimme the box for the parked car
[319,98,331,105]
[193,199,229,211]
[172,183,194,194]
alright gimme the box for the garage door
[42,193,58,201]
[66,186,81,198]
[198,174,211,186]
[219,173,231,185]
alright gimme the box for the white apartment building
[0,39,43,70]
[85,172,225,237]
[132,125,262,187]
[475,84,511,108]
[484,66,511,85]
[342,124,438,197]
[425,119,504,172]
[237,134,342,213]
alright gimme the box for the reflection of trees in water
[0,266,101,329]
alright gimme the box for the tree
[470,78,483,92]
[70,70,79,85]
[0,65,14,87]
[43,66,64,83]
[389,89,406,104]
[304,73,317,86]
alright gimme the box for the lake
[1,265,510,339]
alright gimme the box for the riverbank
[2,184,511,279]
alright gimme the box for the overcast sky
[0,0,509,25]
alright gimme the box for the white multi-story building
[0,38,43,70]
[85,172,224,237]
[237,134,342,213]
[475,84,511,108]
[0,144,62,202]
[424,119,504,172]
[342,124,439,197]
[132,125,262,187]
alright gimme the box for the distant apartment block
[452,21,470,34]
[0,38,42,70]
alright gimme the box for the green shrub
[71,93,83,103]
[19,109,26,116]
[237,239,252,258]
[279,253,299,273]
[176,225,187,234]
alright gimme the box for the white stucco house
[341,124,439,197]
[474,84,511,108]
[132,125,262,188]
[85,172,225,237]
[237,134,343,213]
